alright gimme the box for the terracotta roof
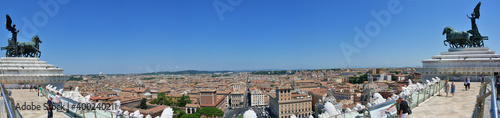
[216,90,231,94]
[121,88,133,91]
[185,104,200,108]
[90,96,101,100]
[291,94,309,97]
[200,95,226,107]
[133,88,147,93]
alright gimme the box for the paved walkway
[411,82,481,118]
[10,89,69,118]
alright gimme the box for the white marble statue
[345,108,351,113]
[243,109,257,118]
[372,93,386,105]
[84,95,91,103]
[160,107,173,118]
[133,110,141,117]
[352,107,358,111]
[117,109,123,115]
[113,100,121,110]
[123,111,129,117]
[324,102,340,116]
[58,89,63,94]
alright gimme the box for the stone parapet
[0,57,69,88]
[418,47,500,81]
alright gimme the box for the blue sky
[0,0,499,74]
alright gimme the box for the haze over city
[1,0,499,74]
[2,1,500,118]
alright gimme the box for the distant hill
[138,70,233,75]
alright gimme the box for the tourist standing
[38,85,42,97]
[451,82,455,96]
[54,92,61,112]
[467,77,471,90]
[481,75,485,83]
[445,80,449,97]
[47,97,53,118]
[465,78,471,91]
[397,96,410,118]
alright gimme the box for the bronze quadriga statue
[2,14,42,58]
[442,2,488,48]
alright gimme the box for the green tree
[140,98,148,109]
[177,94,192,107]
[172,107,186,118]
[180,113,201,118]
[149,98,159,104]
[392,75,397,81]
[349,73,369,84]
[158,92,166,100]
[199,107,224,117]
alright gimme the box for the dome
[243,109,257,118]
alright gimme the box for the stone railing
[330,80,445,118]
[472,77,499,118]
[0,83,23,118]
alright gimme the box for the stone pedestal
[416,47,500,82]
[0,57,69,88]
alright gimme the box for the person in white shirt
[54,92,61,112]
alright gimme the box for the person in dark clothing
[481,75,485,83]
[47,97,53,118]
[397,96,409,118]
[35,84,38,95]
[496,77,500,100]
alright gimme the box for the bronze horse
[18,35,42,57]
[443,27,470,48]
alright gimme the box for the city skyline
[1,0,499,74]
